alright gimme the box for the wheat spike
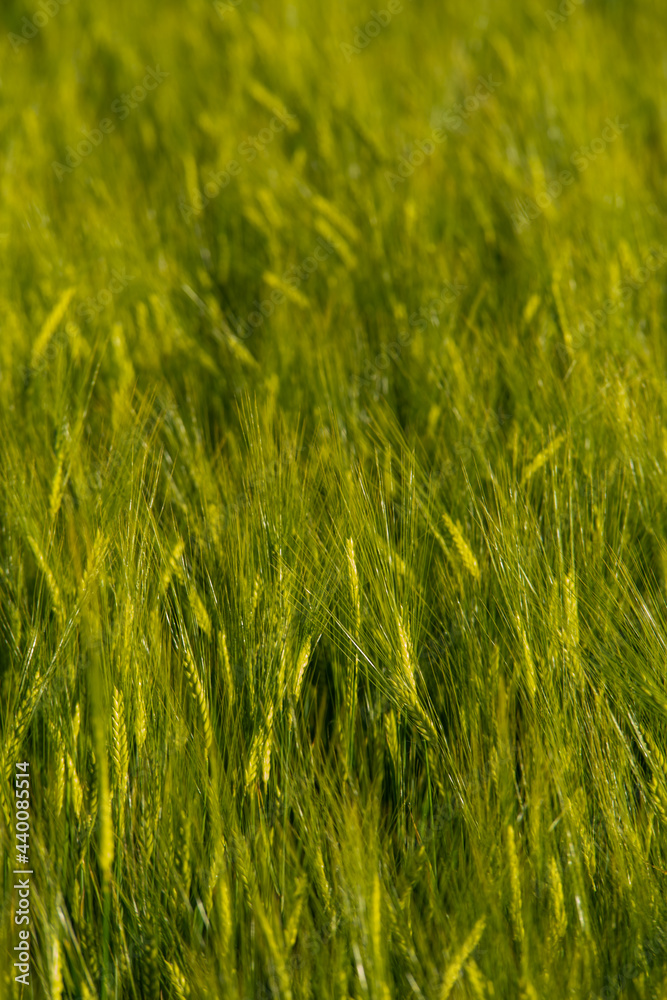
[111,687,129,840]
[245,732,260,791]
[72,702,81,742]
[190,587,212,637]
[111,688,129,796]
[384,710,399,774]
[26,534,65,621]
[86,750,98,835]
[262,705,274,786]
[50,935,63,1000]
[439,917,486,1000]
[397,616,418,702]
[30,287,76,368]
[218,865,235,974]
[68,754,83,818]
[3,670,42,782]
[166,961,189,1000]
[98,755,114,879]
[346,537,361,634]
[564,573,583,686]
[184,646,213,758]
[292,636,312,704]
[55,747,65,818]
[521,434,565,484]
[549,856,567,948]
[162,537,185,592]
[220,629,235,706]
[79,529,107,599]
[442,512,480,580]
[285,877,307,951]
[506,825,524,948]
[515,614,537,701]
[254,896,293,1000]
[49,448,65,522]
[466,958,489,999]
[135,680,147,751]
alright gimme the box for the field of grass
[2,0,667,996]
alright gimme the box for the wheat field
[1,0,667,997]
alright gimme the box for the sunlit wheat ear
[98,754,114,880]
[261,705,274,786]
[548,857,567,949]
[251,570,261,620]
[245,732,260,791]
[72,702,80,743]
[397,613,436,740]
[644,732,667,824]
[189,585,211,637]
[26,533,65,622]
[370,870,390,999]
[50,933,63,1000]
[439,917,486,1000]
[285,876,308,951]
[465,958,490,999]
[85,750,98,838]
[184,646,212,760]
[166,960,190,1000]
[521,434,565,485]
[397,615,418,701]
[219,629,235,706]
[112,687,129,836]
[313,844,333,914]
[232,829,257,904]
[515,614,537,702]
[55,743,65,818]
[292,636,313,705]
[68,754,83,819]
[78,529,107,600]
[346,537,361,634]
[258,898,295,1000]
[3,670,41,783]
[49,442,65,522]
[564,573,583,686]
[179,808,191,883]
[506,825,524,948]
[384,709,399,775]
[442,512,480,580]
[135,680,147,751]
[217,864,235,976]
[162,536,185,592]
[30,286,75,369]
